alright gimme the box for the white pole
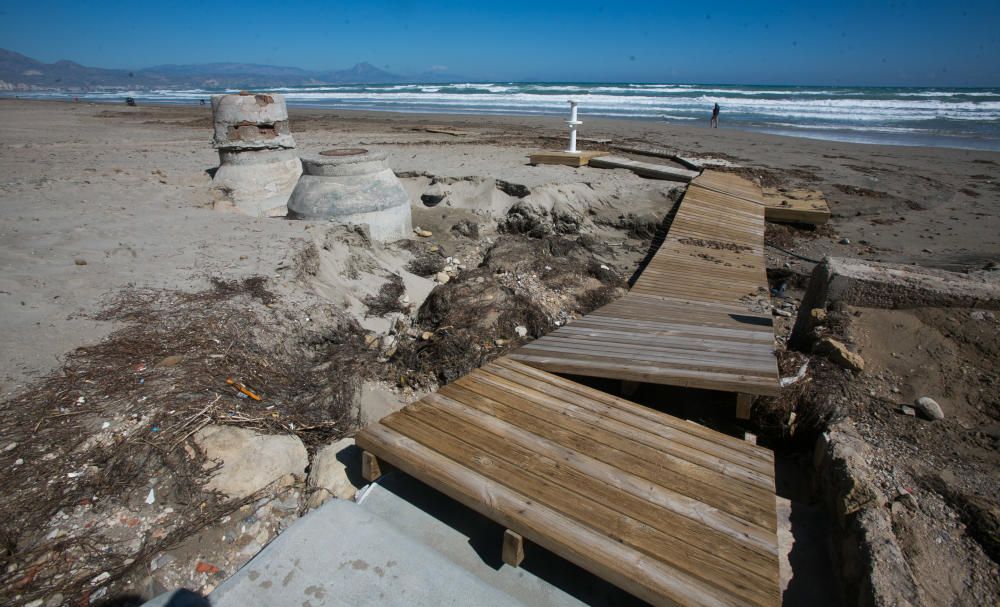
[565,100,581,153]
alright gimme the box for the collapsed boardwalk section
[511,171,780,401]
[357,358,780,607]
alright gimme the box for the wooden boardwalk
[511,171,780,398]
[356,358,780,607]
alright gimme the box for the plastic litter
[780,361,809,387]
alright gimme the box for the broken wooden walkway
[356,170,784,605]
[356,358,780,607]
[510,170,780,400]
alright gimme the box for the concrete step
[201,474,629,606]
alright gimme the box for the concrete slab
[205,473,636,606]
[588,155,699,182]
[790,256,1000,348]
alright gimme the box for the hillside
[0,49,413,89]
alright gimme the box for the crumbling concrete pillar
[287,149,413,242]
[211,92,302,217]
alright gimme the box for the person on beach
[710,103,720,128]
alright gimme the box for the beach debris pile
[0,278,369,604]
[211,92,302,217]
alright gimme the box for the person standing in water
[710,103,720,128]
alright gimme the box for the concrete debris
[815,337,866,373]
[791,257,1000,350]
[210,93,301,217]
[813,422,923,607]
[193,426,308,499]
[306,437,360,509]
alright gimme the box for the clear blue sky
[1,1,998,85]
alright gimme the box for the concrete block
[791,257,1000,349]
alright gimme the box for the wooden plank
[355,360,782,606]
[508,351,781,396]
[488,359,776,465]
[736,393,753,420]
[502,529,525,567]
[453,373,775,502]
[513,170,780,398]
[412,392,777,557]
[362,451,383,482]
[590,155,700,182]
[761,187,831,225]
[529,150,608,167]
[384,406,779,604]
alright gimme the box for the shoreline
[5,92,999,152]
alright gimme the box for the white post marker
[565,100,581,154]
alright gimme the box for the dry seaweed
[0,278,367,604]
[363,274,407,317]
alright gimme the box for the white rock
[3,443,16,452]
[307,437,359,509]
[193,426,308,499]
[514,326,528,338]
[145,488,156,505]
[91,571,110,585]
[914,396,944,421]
[435,271,450,284]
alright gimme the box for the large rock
[194,426,308,499]
[914,396,945,421]
[306,437,360,509]
[816,337,865,373]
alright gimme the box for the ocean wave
[8,83,999,149]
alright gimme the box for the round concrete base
[213,149,302,217]
[287,150,413,242]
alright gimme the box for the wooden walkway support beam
[502,529,525,567]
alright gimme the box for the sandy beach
[1,98,999,604]
[2,99,998,391]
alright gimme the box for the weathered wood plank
[502,529,525,567]
[529,150,608,167]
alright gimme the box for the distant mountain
[0,48,434,90]
[314,62,403,84]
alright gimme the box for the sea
[8,83,1000,151]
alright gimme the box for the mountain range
[0,48,471,90]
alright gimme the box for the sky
[1,0,998,86]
